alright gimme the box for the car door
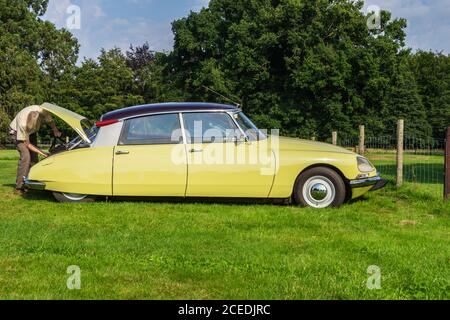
[183,112,275,198]
[113,113,187,197]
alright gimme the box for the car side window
[183,112,240,144]
[119,114,182,145]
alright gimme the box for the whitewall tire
[53,192,96,203]
[294,167,347,208]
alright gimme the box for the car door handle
[189,148,203,153]
[115,150,130,155]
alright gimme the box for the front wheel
[294,167,347,209]
[53,192,96,203]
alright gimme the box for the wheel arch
[292,163,351,202]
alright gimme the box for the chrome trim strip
[228,111,248,141]
[75,127,92,144]
[178,113,187,145]
[24,178,46,191]
[349,176,382,189]
[178,113,189,197]
[229,111,267,142]
[120,109,233,121]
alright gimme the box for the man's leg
[15,140,31,190]
[29,133,39,167]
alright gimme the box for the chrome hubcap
[62,193,88,201]
[310,183,328,201]
[302,176,336,208]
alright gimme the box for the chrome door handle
[189,149,203,153]
[115,150,130,155]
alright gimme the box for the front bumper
[349,175,388,192]
[24,178,46,191]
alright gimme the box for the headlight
[357,157,374,172]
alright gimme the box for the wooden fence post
[445,126,450,201]
[358,125,365,156]
[396,119,404,187]
[332,131,337,146]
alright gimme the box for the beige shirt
[9,105,53,141]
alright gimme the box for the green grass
[0,150,20,161]
[0,150,449,300]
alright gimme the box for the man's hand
[48,118,62,138]
[53,128,62,138]
[25,141,49,158]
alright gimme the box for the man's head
[26,111,41,132]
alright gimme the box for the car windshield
[233,112,266,141]
[67,120,98,149]
[82,119,98,143]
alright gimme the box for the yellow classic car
[25,102,387,208]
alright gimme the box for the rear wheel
[53,192,96,203]
[294,167,346,208]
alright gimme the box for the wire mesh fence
[337,133,445,195]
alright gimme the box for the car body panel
[41,103,91,143]
[185,141,276,198]
[274,136,355,154]
[268,137,378,199]
[113,144,187,197]
[91,121,123,148]
[29,147,114,195]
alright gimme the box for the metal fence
[328,121,447,197]
[338,135,445,186]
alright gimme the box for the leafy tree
[385,55,432,138]
[125,42,159,101]
[167,0,432,140]
[0,0,78,142]
[52,48,144,121]
[410,51,450,140]
[1,0,448,145]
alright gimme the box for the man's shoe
[13,189,26,196]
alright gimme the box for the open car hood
[41,103,92,144]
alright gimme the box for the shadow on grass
[15,187,288,206]
[8,182,394,207]
[108,196,289,207]
[346,195,370,206]
[18,191,390,208]
[23,190,55,202]
[1,184,56,203]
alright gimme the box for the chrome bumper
[24,178,46,191]
[349,175,388,191]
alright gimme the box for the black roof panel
[101,102,239,121]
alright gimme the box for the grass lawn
[0,150,449,300]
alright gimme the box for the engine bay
[48,135,91,156]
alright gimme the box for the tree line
[1,0,449,143]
